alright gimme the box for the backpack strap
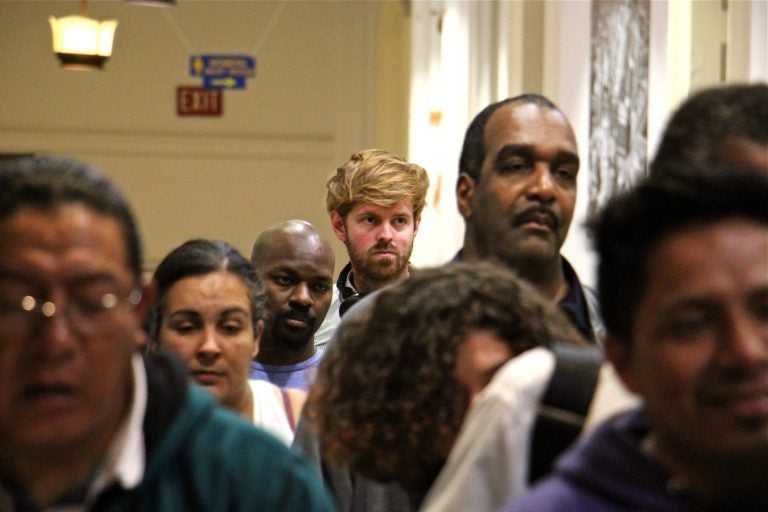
[528,343,602,483]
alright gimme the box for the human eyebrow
[269,266,298,277]
[356,211,380,221]
[66,272,125,290]
[167,309,201,319]
[220,307,250,318]
[551,151,580,169]
[493,144,535,168]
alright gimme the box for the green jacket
[95,350,336,512]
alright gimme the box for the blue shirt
[250,349,325,392]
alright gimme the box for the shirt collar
[86,352,147,503]
[454,250,594,340]
[336,262,358,300]
[557,258,594,341]
[0,353,148,512]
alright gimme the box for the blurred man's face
[609,219,768,466]
[0,204,143,455]
[715,136,768,174]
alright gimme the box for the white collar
[0,354,147,512]
[85,352,147,504]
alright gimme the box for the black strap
[336,262,365,317]
[528,343,602,483]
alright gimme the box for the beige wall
[0,0,410,272]
[1,0,763,277]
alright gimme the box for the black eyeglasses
[0,289,142,339]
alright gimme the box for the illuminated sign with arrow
[190,54,255,90]
[203,76,246,90]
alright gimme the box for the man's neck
[518,258,569,304]
[255,336,316,366]
[461,247,567,304]
[0,452,95,509]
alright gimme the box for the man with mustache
[0,156,335,512]
[314,149,429,348]
[456,94,602,343]
[502,161,768,512]
[250,219,335,391]
[418,94,620,512]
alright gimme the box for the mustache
[276,308,315,326]
[512,205,560,230]
[370,241,399,253]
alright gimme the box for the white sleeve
[420,347,556,512]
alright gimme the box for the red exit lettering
[177,86,223,116]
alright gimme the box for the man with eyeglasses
[0,155,334,511]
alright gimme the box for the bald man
[250,220,335,391]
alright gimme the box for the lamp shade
[49,15,118,70]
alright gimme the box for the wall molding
[0,127,334,161]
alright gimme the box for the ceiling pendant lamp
[49,0,118,70]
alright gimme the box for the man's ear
[604,334,639,394]
[456,172,475,219]
[252,319,264,359]
[413,214,421,236]
[330,211,347,243]
[132,278,158,350]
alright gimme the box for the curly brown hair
[305,262,586,497]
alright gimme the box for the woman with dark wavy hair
[305,262,587,507]
[150,239,304,445]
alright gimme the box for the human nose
[715,313,768,371]
[376,222,394,241]
[197,327,222,358]
[289,283,312,308]
[526,164,556,201]
[36,309,78,358]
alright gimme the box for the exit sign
[177,86,223,116]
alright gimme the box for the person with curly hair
[502,162,768,512]
[305,262,587,508]
[0,155,334,512]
